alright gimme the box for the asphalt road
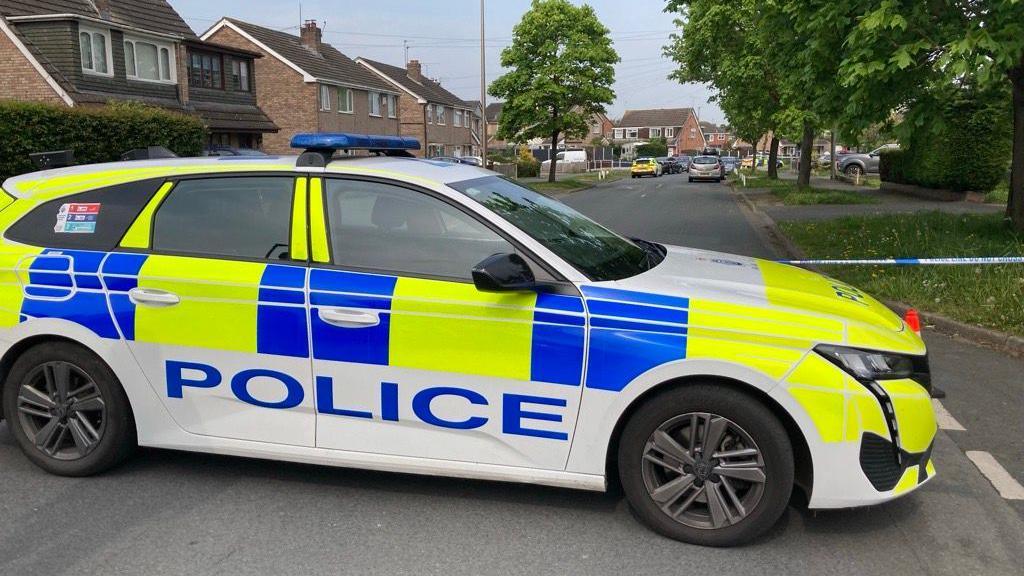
[1,174,1022,576]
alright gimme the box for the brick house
[613,108,706,156]
[700,121,733,150]
[203,18,401,154]
[485,102,507,150]
[357,58,478,158]
[564,111,615,148]
[0,0,278,149]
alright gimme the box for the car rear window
[5,179,161,251]
[693,157,718,165]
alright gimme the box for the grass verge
[527,170,629,194]
[780,212,1024,336]
[743,175,879,205]
[985,180,1009,204]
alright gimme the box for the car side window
[324,179,514,280]
[5,179,161,251]
[152,176,294,260]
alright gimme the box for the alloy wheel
[641,412,766,530]
[16,361,106,461]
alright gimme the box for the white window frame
[320,84,332,112]
[650,127,662,138]
[454,109,463,127]
[338,87,353,114]
[388,94,398,118]
[369,91,382,117]
[79,26,113,77]
[613,128,623,139]
[436,104,446,125]
[232,59,250,92]
[665,127,675,138]
[626,128,638,139]
[123,35,176,84]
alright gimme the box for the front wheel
[844,164,863,177]
[2,342,136,476]
[618,384,794,547]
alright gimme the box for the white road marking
[931,399,966,431]
[966,451,1024,500]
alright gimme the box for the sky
[173,0,725,124]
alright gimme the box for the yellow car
[0,133,936,547]
[631,157,662,178]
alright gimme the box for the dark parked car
[676,155,692,172]
[658,157,684,175]
[837,144,898,177]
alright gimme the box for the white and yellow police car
[0,134,937,546]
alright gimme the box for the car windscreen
[449,176,660,281]
[692,157,718,164]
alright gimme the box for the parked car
[202,146,268,157]
[658,157,683,175]
[837,144,898,177]
[676,155,692,172]
[720,157,739,175]
[688,155,723,182]
[631,157,662,178]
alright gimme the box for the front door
[117,175,316,447]
[309,177,586,470]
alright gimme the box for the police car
[0,134,936,546]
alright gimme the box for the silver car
[688,155,723,183]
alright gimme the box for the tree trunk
[1009,65,1024,232]
[767,135,780,179]
[548,130,560,183]
[797,121,814,188]
[830,129,837,180]
[751,137,759,172]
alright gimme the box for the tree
[636,136,668,158]
[489,0,619,182]
[664,1,784,178]
[841,0,1024,231]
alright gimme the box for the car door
[116,175,316,447]
[308,176,586,470]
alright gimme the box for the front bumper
[780,353,938,508]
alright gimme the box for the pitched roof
[358,58,469,108]
[485,102,503,122]
[618,108,695,128]
[0,0,197,39]
[217,18,397,93]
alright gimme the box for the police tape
[778,257,1024,266]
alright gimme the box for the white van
[541,150,588,173]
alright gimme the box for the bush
[516,146,540,177]
[879,92,1011,192]
[0,100,206,182]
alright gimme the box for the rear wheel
[618,384,794,547]
[2,342,136,476]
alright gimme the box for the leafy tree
[841,0,1024,230]
[664,1,784,178]
[489,0,619,182]
[636,136,668,158]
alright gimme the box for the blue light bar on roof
[290,133,421,151]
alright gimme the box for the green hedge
[0,100,206,183]
[879,95,1010,192]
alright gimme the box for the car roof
[1,155,490,200]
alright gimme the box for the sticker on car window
[54,203,100,234]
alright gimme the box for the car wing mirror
[472,253,536,292]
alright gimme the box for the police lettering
[166,361,568,440]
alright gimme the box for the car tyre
[2,341,136,477]
[618,384,794,547]
[844,165,862,177]
[688,177,693,183]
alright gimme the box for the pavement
[1,173,1022,575]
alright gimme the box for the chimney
[407,59,422,82]
[300,20,322,53]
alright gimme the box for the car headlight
[815,345,915,382]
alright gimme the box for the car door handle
[128,287,180,307]
[318,308,380,328]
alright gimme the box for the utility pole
[404,40,409,66]
[480,0,487,167]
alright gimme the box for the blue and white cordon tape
[778,257,1024,266]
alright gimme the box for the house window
[232,60,250,92]
[188,52,223,89]
[665,127,674,138]
[613,128,623,139]
[436,105,446,125]
[79,27,111,76]
[454,109,463,127]
[650,128,662,138]
[124,37,174,83]
[369,91,382,116]
[338,87,353,113]
[426,104,433,124]
[320,84,332,111]
[388,95,398,118]
[627,128,638,139]
[592,123,601,134]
